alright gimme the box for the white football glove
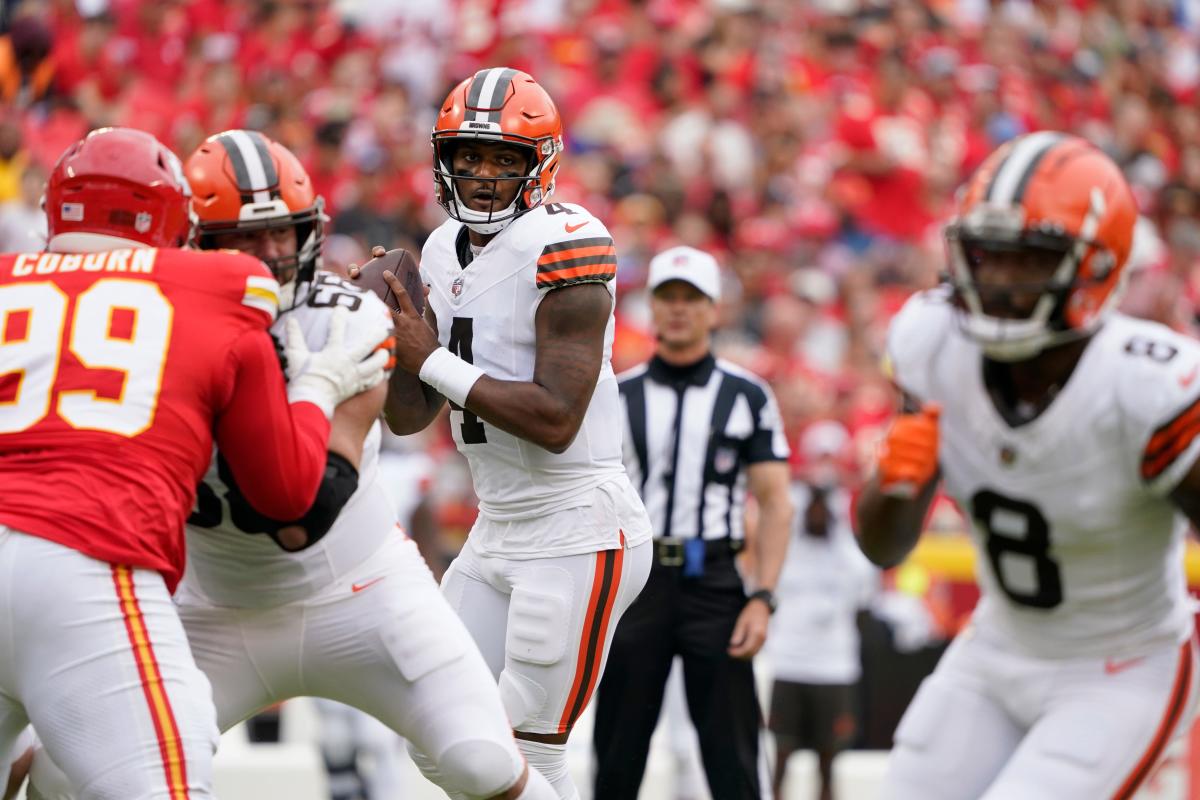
[284,305,392,418]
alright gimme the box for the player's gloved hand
[876,403,940,499]
[284,305,392,418]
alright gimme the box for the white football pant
[0,527,217,799]
[884,628,1199,799]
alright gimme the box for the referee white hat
[647,246,721,301]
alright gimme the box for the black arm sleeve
[271,451,359,551]
[205,450,359,552]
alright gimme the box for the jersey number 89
[0,280,173,437]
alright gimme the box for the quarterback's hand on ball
[382,270,440,374]
[876,403,940,499]
[284,305,392,417]
[347,245,387,279]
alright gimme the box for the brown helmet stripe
[466,67,517,124]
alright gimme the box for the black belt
[654,537,742,568]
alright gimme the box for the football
[351,248,424,316]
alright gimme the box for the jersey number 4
[971,489,1063,610]
[448,317,486,444]
[0,280,172,436]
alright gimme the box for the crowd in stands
[3,0,1200,569]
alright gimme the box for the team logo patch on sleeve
[536,236,617,289]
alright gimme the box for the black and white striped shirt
[619,354,790,542]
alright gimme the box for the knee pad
[498,669,548,731]
[437,739,522,799]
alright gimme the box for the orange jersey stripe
[557,546,623,733]
[1111,641,1193,800]
[537,264,617,284]
[112,566,190,800]
[1145,398,1200,460]
[537,245,616,268]
[1143,415,1200,480]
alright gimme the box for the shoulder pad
[186,249,280,326]
[1106,315,1200,492]
[511,204,616,290]
[884,287,955,402]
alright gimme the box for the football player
[28,129,556,800]
[379,68,653,800]
[0,127,385,799]
[857,132,1200,798]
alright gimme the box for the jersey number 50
[0,280,172,437]
[971,489,1064,610]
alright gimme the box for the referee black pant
[593,545,763,800]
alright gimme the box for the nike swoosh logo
[1180,365,1198,389]
[351,577,386,593]
[564,221,589,233]
[1104,656,1144,675]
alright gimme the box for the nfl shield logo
[714,447,737,474]
[134,212,153,233]
[451,276,464,297]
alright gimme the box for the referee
[593,246,794,800]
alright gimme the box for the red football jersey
[0,247,331,589]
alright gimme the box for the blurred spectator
[0,118,28,204]
[0,14,55,109]
[0,159,46,252]
[766,421,877,800]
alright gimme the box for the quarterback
[381,68,653,799]
[857,132,1200,798]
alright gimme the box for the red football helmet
[944,131,1137,360]
[432,67,564,234]
[45,127,191,252]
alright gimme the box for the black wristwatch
[747,589,777,615]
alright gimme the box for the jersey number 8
[0,280,173,437]
[971,489,1063,610]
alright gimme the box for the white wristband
[419,347,484,408]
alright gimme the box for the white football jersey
[887,288,1200,658]
[421,203,630,541]
[181,272,397,608]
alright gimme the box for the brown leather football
[351,248,424,316]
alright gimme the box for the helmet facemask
[945,191,1120,361]
[432,135,558,235]
[190,197,326,311]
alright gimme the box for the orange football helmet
[945,131,1137,360]
[185,130,325,292]
[432,67,564,234]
